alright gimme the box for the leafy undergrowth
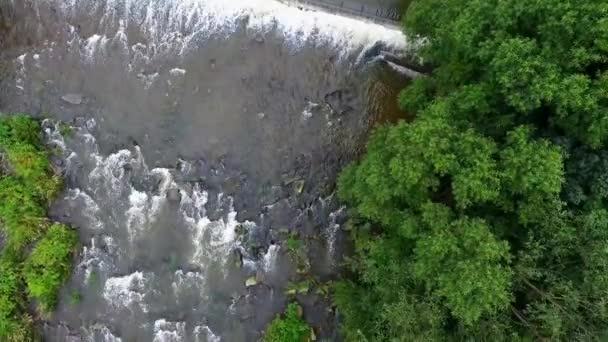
[0,115,77,341]
[264,303,311,342]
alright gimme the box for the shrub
[0,115,76,338]
[23,224,77,314]
[264,303,310,342]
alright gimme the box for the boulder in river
[245,276,258,287]
[166,188,181,202]
[293,180,305,194]
[232,249,244,269]
[61,93,83,105]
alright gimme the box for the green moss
[68,291,82,306]
[264,303,311,342]
[0,259,24,339]
[0,115,77,339]
[286,234,301,254]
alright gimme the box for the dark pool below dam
[0,0,411,340]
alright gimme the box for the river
[0,0,408,340]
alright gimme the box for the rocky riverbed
[0,0,410,340]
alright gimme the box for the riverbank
[0,115,77,341]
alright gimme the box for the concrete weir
[277,0,403,29]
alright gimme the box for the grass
[0,115,77,340]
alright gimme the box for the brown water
[0,1,409,340]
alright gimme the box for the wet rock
[358,41,386,64]
[277,228,290,235]
[262,185,287,206]
[53,158,64,167]
[265,199,298,228]
[257,112,265,119]
[222,176,241,194]
[61,93,83,105]
[285,280,311,296]
[235,209,257,223]
[255,269,265,283]
[232,248,244,268]
[296,256,311,274]
[254,34,264,43]
[293,180,305,194]
[245,276,258,287]
[324,89,355,116]
[166,188,181,202]
[281,173,299,186]
[235,224,248,236]
[41,119,55,131]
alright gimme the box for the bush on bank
[0,115,77,340]
[264,303,311,342]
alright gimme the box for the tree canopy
[334,0,608,340]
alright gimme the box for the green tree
[334,0,608,340]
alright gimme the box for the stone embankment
[277,0,403,28]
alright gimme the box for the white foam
[84,325,123,342]
[103,271,148,312]
[137,72,160,89]
[42,119,68,151]
[89,149,134,198]
[181,187,242,265]
[153,320,187,342]
[51,0,407,62]
[78,237,114,282]
[126,188,150,242]
[15,53,26,90]
[170,68,186,76]
[151,168,176,211]
[83,34,110,64]
[326,205,345,262]
[172,270,205,298]
[263,244,280,273]
[194,325,221,342]
[301,101,320,120]
[65,189,105,230]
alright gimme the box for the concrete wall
[278,0,404,28]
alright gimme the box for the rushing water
[0,0,407,340]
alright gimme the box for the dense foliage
[335,0,608,340]
[264,303,311,342]
[0,115,77,340]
